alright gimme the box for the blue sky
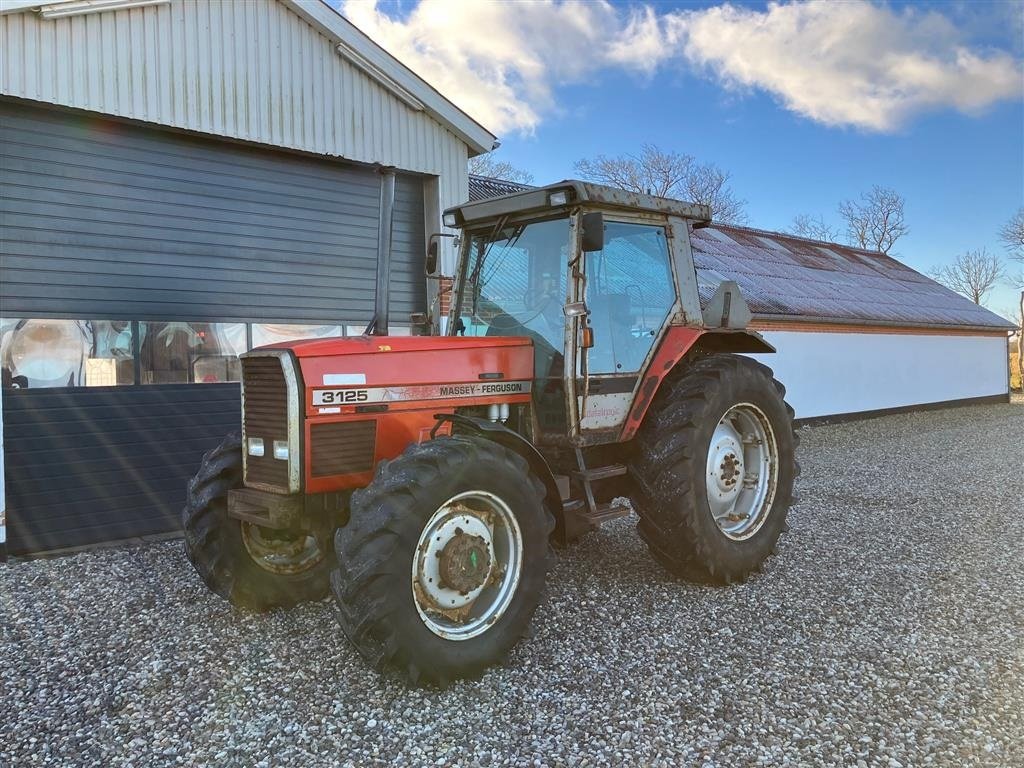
[341,0,1024,316]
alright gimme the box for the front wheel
[182,431,334,610]
[629,354,798,584]
[331,436,554,685]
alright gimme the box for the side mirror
[580,212,604,252]
[425,240,439,277]
[426,233,459,277]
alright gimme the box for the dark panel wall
[1,100,430,553]
[0,99,426,324]
[3,385,240,554]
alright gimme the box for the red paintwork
[304,411,453,493]
[260,330,706,493]
[293,336,534,418]
[266,335,535,493]
[619,326,704,441]
[265,334,531,358]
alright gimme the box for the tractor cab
[440,181,759,446]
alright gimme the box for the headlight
[247,437,265,457]
[273,440,289,461]
[443,211,458,227]
[548,190,569,206]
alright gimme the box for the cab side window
[585,222,675,374]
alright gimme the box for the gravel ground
[2,397,1023,767]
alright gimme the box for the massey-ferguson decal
[312,380,532,406]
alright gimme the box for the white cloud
[340,0,673,134]
[340,0,1023,136]
[677,2,1023,132]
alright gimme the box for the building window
[0,318,361,390]
[139,322,246,384]
[252,324,343,348]
[1,319,134,389]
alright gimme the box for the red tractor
[183,181,798,685]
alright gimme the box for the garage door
[1,99,425,323]
[1,99,426,554]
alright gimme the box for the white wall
[748,330,1009,419]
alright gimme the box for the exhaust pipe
[366,167,396,336]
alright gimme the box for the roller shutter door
[1,100,426,553]
[1,99,425,323]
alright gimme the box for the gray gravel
[3,397,1023,767]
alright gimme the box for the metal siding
[2,384,240,554]
[0,0,470,271]
[1,100,427,323]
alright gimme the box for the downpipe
[366,167,397,336]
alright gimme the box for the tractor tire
[629,354,799,584]
[331,436,554,686]
[182,431,333,611]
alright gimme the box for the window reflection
[253,324,343,347]
[139,322,246,384]
[1,319,133,389]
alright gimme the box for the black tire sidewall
[183,433,333,610]
[686,364,796,572]
[339,439,551,677]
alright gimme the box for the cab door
[574,217,678,438]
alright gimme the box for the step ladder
[568,447,631,527]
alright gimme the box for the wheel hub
[241,523,324,575]
[710,434,744,500]
[438,532,492,594]
[412,492,523,641]
[705,403,779,541]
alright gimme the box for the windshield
[453,217,570,352]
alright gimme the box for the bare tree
[999,207,1024,287]
[999,207,1024,257]
[999,208,1024,389]
[790,214,840,243]
[468,153,534,184]
[838,186,909,254]
[929,248,1007,305]
[574,143,748,224]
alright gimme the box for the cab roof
[445,179,712,229]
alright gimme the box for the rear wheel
[182,432,333,610]
[331,436,553,685]
[629,354,798,584]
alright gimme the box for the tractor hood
[247,335,536,418]
[261,334,532,359]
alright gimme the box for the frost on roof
[692,225,1013,330]
[467,174,535,202]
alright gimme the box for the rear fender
[619,327,775,441]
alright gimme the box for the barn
[467,176,1013,420]
[0,0,495,555]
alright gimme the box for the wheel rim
[411,490,523,641]
[241,523,325,575]
[705,402,779,541]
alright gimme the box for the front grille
[242,356,290,490]
[310,420,377,477]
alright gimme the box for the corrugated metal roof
[692,225,1013,330]
[465,176,1014,332]
[467,174,534,202]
